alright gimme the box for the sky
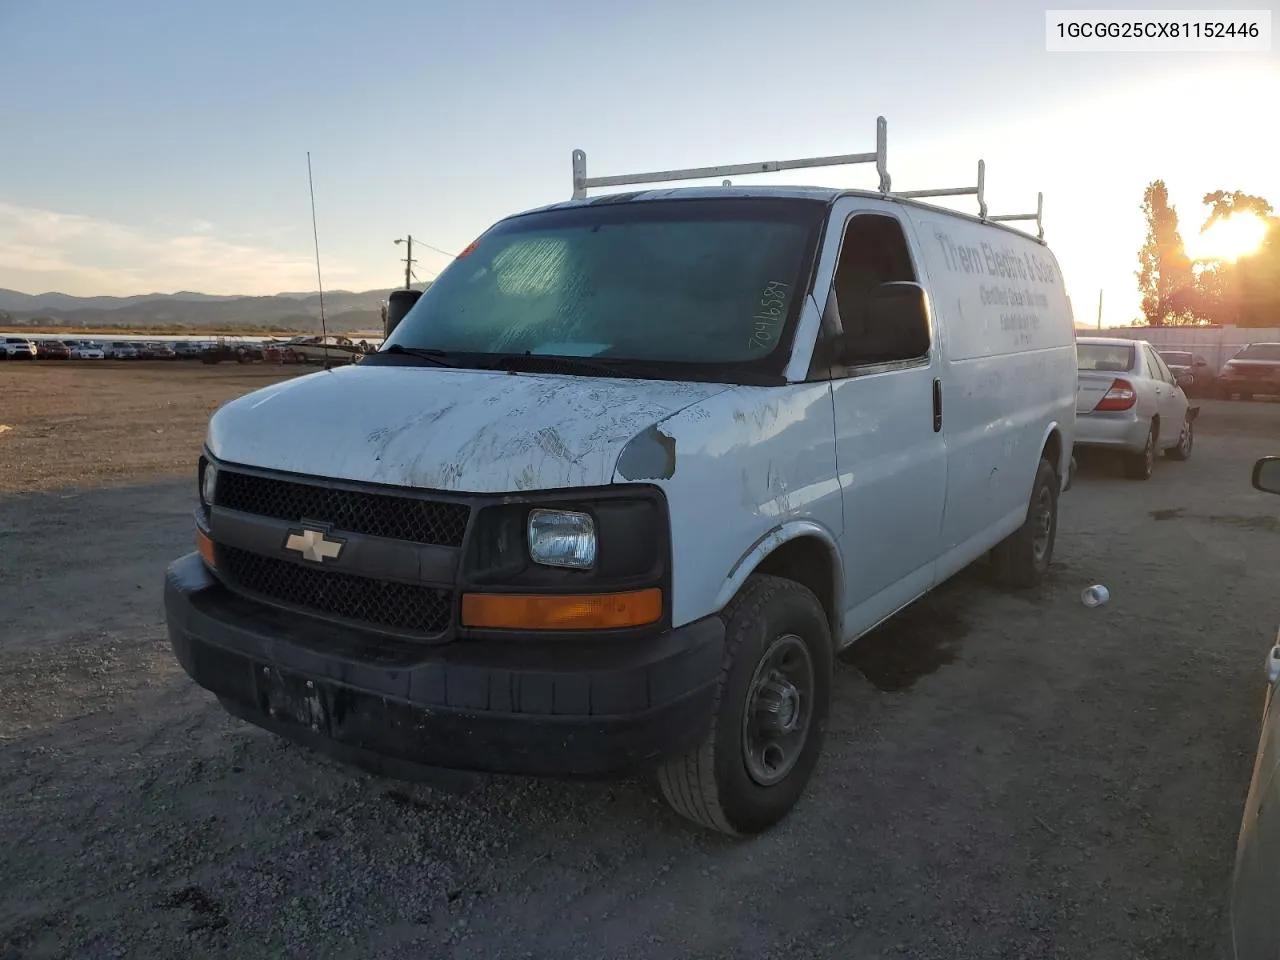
[0,0,1276,326]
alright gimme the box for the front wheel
[990,457,1059,589]
[1165,417,1194,461]
[657,575,832,836]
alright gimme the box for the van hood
[206,364,730,493]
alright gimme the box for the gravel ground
[2,363,1280,959]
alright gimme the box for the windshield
[1234,343,1280,361]
[1077,342,1134,372]
[1160,352,1192,366]
[381,198,826,378]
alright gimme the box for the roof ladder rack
[569,117,1046,240]
[988,193,1045,241]
[893,160,989,220]
[571,116,892,200]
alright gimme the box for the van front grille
[217,545,452,635]
[213,470,470,547]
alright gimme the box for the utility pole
[394,236,416,290]
[1096,289,1103,330]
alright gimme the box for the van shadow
[838,568,981,692]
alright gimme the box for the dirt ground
[0,362,304,494]
[2,362,1280,960]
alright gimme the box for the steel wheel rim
[742,634,814,787]
[1181,421,1193,455]
[1031,484,1053,562]
[1144,432,1155,473]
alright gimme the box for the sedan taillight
[1094,378,1137,412]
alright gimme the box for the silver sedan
[1074,336,1197,480]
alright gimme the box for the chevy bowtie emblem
[283,526,345,563]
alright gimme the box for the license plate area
[255,666,330,733]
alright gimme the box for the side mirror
[842,281,931,365]
[385,288,423,337]
[1253,457,1280,495]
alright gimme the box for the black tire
[990,456,1059,589]
[1123,423,1157,480]
[1165,416,1193,461]
[656,574,832,836]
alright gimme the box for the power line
[414,240,458,259]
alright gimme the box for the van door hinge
[932,378,942,432]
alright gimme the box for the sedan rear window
[1077,343,1135,372]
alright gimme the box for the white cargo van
[166,118,1077,836]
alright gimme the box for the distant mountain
[0,289,248,312]
[0,286,429,334]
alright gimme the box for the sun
[1185,213,1270,263]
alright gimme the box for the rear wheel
[1123,424,1156,480]
[1166,417,1194,461]
[991,457,1059,589]
[656,575,832,836]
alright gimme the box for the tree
[1201,190,1273,227]
[1136,181,1198,325]
[1191,190,1279,327]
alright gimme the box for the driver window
[827,213,923,367]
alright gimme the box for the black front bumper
[164,554,724,779]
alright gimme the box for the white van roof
[522,185,1047,245]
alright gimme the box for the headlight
[527,509,596,569]
[201,462,219,507]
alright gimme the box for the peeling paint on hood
[206,365,730,494]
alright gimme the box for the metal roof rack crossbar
[571,117,892,200]
[988,193,1045,241]
[892,160,989,219]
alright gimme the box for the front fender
[714,519,843,622]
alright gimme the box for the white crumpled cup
[1081,584,1110,607]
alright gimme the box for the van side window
[829,214,924,367]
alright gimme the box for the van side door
[808,203,947,641]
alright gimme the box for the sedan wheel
[1166,418,1194,461]
[1124,425,1156,480]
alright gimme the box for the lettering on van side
[933,231,1060,285]
[981,285,1050,309]
[1000,311,1042,346]
[749,281,790,350]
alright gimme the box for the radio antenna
[306,151,331,369]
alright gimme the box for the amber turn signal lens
[461,588,662,630]
[196,527,216,569]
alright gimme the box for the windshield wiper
[381,344,461,367]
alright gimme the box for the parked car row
[0,337,189,360]
[1,335,379,365]
[1152,343,1280,401]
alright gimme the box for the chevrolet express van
[165,121,1077,835]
